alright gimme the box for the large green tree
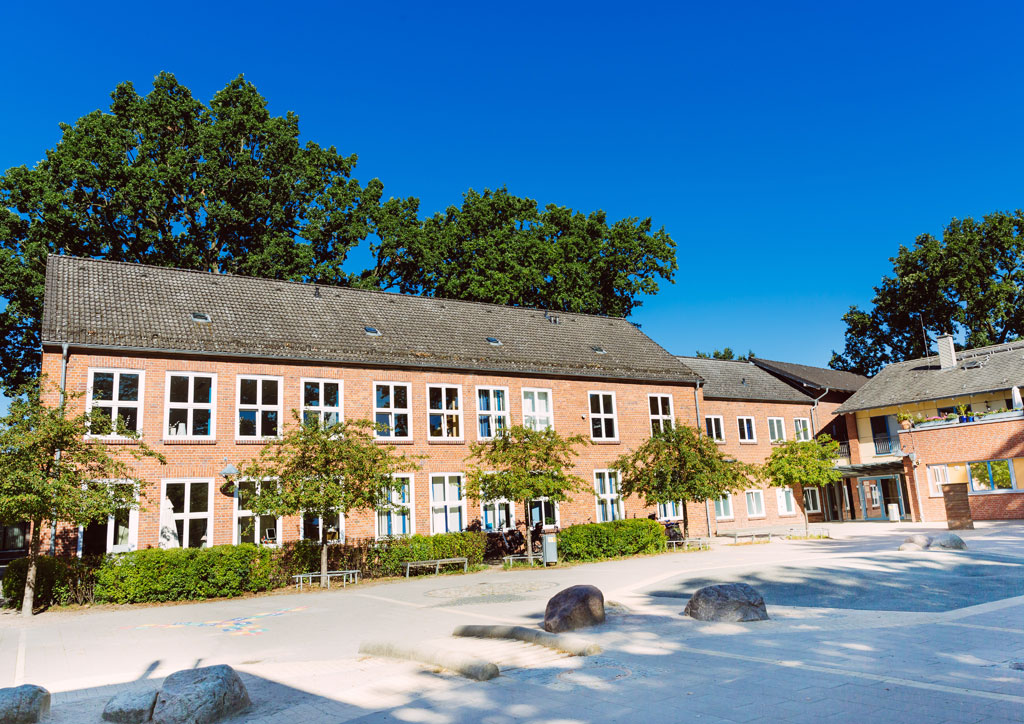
[0,380,164,616]
[0,72,414,393]
[760,436,841,534]
[830,210,1024,376]
[363,186,677,318]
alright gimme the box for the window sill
[739,441,758,445]
[162,438,217,445]
[968,489,1023,496]
[86,437,141,445]
[716,517,735,522]
[805,510,822,515]
[235,438,278,445]
[778,512,798,517]
[427,439,466,445]
[713,439,726,444]
[590,439,621,445]
[747,515,767,520]
[376,438,415,445]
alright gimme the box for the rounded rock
[931,532,967,550]
[684,583,768,622]
[903,534,932,548]
[0,684,51,724]
[899,542,925,551]
[543,585,606,633]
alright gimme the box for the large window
[235,480,281,546]
[165,372,216,439]
[87,369,143,437]
[649,395,674,435]
[476,386,510,440]
[803,487,822,513]
[658,500,684,519]
[302,379,343,428]
[530,498,559,528]
[81,481,137,555]
[430,473,465,533]
[745,490,765,518]
[767,417,786,444]
[522,388,554,430]
[377,474,414,537]
[969,459,1017,493]
[302,512,342,543]
[589,392,618,441]
[714,494,733,520]
[705,416,725,442]
[776,487,796,516]
[737,416,756,443]
[162,479,211,548]
[374,382,412,439]
[427,385,463,440]
[237,375,282,440]
[794,418,812,442]
[595,469,622,521]
[927,464,949,497]
[482,499,514,531]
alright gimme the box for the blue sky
[3,1,1024,416]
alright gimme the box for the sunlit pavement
[2,521,1023,723]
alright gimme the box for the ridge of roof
[750,357,867,392]
[677,355,813,403]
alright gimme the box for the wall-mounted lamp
[219,459,239,495]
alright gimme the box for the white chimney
[937,334,957,369]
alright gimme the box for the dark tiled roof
[677,356,813,403]
[834,340,1024,414]
[42,256,700,384]
[750,358,868,393]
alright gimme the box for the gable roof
[834,340,1024,414]
[750,357,867,393]
[42,255,700,385]
[678,356,813,403]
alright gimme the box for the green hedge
[2,556,102,610]
[557,519,667,561]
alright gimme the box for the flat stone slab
[0,684,51,724]
[151,665,250,724]
[543,585,605,633]
[684,583,768,622]
[103,689,158,723]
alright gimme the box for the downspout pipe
[810,386,829,433]
[50,342,69,555]
[693,381,715,537]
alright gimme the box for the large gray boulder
[543,585,605,633]
[684,583,768,622]
[151,665,250,724]
[0,684,50,724]
[103,689,158,723]
[931,532,967,550]
[903,534,932,548]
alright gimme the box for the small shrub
[557,519,667,562]
[2,556,101,610]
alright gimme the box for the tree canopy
[0,381,164,614]
[694,347,756,361]
[0,71,414,392]
[613,424,755,536]
[363,186,678,318]
[760,435,841,532]
[830,210,1024,376]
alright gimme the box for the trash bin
[542,533,557,565]
[887,503,900,522]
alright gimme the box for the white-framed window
[374,382,412,440]
[737,416,756,443]
[804,487,822,513]
[714,494,733,520]
[589,392,618,441]
[705,415,725,442]
[301,379,343,428]
[302,512,343,543]
[236,375,282,440]
[648,394,674,435]
[776,487,796,516]
[87,369,144,438]
[234,479,282,547]
[522,388,554,430]
[767,417,786,444]
[595,469,623,521]
[482,499,514,531]
[794,417,812,442]
[430,473,465,533]
[529,497,559,528]
[161,479,213,548]
[745,490,765,518]
[427,384,463,440]
[927,464,950,498]
[164,372,216,439]
[658,500,685,520]
[476,386,510,440]
[377,474,414,537]
[80,481,138,555]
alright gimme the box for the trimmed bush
[2,555,102,609]
[557,519,667,561]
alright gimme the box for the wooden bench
[667,537,710,551]
[727,530,774,544]
[403,557,468,577]
[292,569,360,590]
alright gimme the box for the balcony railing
[873,435,900,456]
[837,440,851,458]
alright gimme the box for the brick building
[833,335,1024,524]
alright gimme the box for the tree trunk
[805,488,810,536]
[320,539,329,588]
[682,503,690,539]
[524,502,534,565]
[22,520,42,617]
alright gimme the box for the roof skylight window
[364,326,382,336]
[191,312,211,323]
[486,337,502,346]
[592,346,607,355]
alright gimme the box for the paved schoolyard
[2,521,1023,723]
